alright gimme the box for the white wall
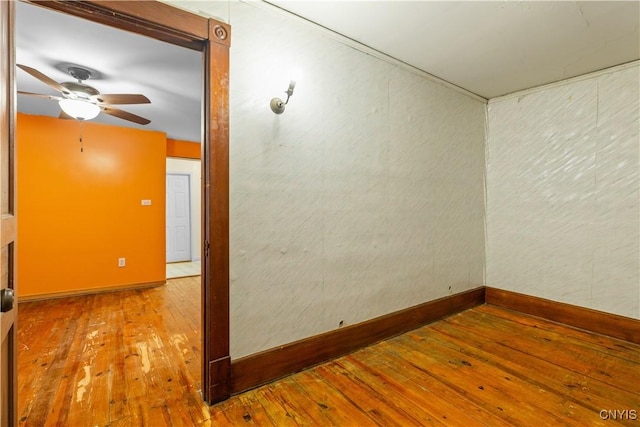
[166,157,202,262]
[170,1,487,358]
[486,63,639,319]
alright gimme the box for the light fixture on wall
[270,80,296,114]
[58,99,101,121]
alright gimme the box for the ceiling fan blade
[18,91,62,101]
[94,94,150,105]
[17,64,66,94]
[101,106,151,125]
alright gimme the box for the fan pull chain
[79,121,84,152]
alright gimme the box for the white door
[166,173,191,263]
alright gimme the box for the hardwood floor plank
[365,340,565,426]
[65,296,111,426]
[445,309,640,393]
[16,311,59,422]
[248,388,300,426]
[207,401,234,425]
[340,354,505,426]
[262,378,337,426]
[292,370,382,426]
[314,361,424,426]
[392,335,607,426]
[479,304,640,362]
[34,303,87,425]
[109,293,134,423]
[213,392,260,425]
[427,319,640,414]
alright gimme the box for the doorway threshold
[166,260,201,279]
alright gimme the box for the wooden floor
[18,279,640,426]
[18,277,203,426]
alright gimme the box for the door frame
[1,1,17,423]
[18,0,231,404]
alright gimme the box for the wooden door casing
[202,21,231,403]
[16,0,231,405]
[0,0,17,424]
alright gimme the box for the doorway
[166,158,203,280]
[1,2,231,422]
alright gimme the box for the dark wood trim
[208,356,231,403]
[485,287,640,344]
[17,0,232,406]
[231,287,485,394]
[201,18,231,404]
[25,0,208,50]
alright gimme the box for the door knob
[1,288,14,312]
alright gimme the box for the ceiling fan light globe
[59,99,100,121]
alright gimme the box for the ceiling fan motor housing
[68,66,92,81]
[60,81,99,99]
[60,66,98,100]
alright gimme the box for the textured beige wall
[486,63,639,319]
[169,1,487,358]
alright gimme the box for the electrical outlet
[118,258,126,267]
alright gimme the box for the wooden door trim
[20,0,231,404]
[27,0,208,50]
[1,0,17,423]
[0,216,16,247]
[202,21,231,402]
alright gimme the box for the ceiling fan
[17,64,151,125]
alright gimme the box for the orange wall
[166,138,200,159]
[17,113,166,298]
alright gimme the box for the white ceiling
[15,1,640,141]
[16,1,202,142]
[268,0,640,99]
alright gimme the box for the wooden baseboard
[230,286,485,394]
[17,280,166,303]
[485,287,640,344]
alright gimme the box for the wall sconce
[270,80,296,114]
